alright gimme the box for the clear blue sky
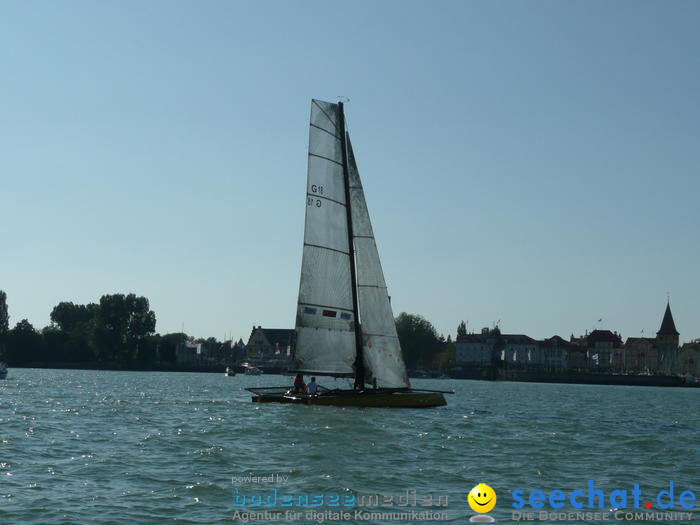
[1,1,698,343]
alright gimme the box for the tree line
[0,291,190,366]
[0,289,460,371]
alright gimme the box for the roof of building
[247,326,295,346]
[624,337,656,347]
[501,334,536,344]
[657,302,679,336]
[540,335,572,347]
[456,334,493,343]
[584,329,623,347]
[456,333,535,344]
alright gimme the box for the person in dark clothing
[293,373,306,394]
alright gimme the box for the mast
[338,102,365,389]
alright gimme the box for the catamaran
[247,100,448,408]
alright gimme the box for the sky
[1,1,698,343]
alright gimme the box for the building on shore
[566,339,588,371]
[620,301,680,374]
[655,301,680,374]
[176,342,202,365]
[174,340,241,366]
[500,334,539,367]
[456,329,560,370]
[245,326,294,362]
[620,337,658,373]
[454,329,499,367]
[452,300,694,378]
[539,336,571,370]
[576,330,623,370]
[680,341,700,378]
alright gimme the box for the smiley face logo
[468,483,496,513]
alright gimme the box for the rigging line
[308,152,343,167]
[307,193,346,207]
[303,242,350,256]
[298,301,354,313]
[312,100,342,134]
[353,235,374,238]
[339,104,366,389]
[362,333,400,338]
[357,284,387,289]
[310,123,342,141]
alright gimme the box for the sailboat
[247,100,448,408]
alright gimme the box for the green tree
[457,320,467,338]
[47,300,99,362]
[436,340,456,370]
[50,302,98,332]
[64,320,96,362]
[395,312,443,369]
[92,294,156,361]
[42,326,70,362]
[0,290,8,361]
[0,290,8,335]
[7,319,43,365]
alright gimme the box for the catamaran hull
[251,390,446,408]
[308,391,446,408]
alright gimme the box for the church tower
[656,301,679,374]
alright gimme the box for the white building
[540,336,569,370]
[455,333,495,366]
[500,335,539,366]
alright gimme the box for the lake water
[0,369,697,524]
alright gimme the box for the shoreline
[8,362,228,374]
[435,367,699,388]
[5,363,699,387]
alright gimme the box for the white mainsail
[347,136,411,389]
[294,100,357,375]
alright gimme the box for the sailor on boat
[293,373,306,394]
[307,377,318,395]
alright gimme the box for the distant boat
[225,367,236,377]
[0,362,7,379]
[242,363,262,376]
[247,100,449,408]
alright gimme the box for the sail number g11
[308,184,324,207]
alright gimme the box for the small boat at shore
[247,100,450,408]
[225,367,236,377]
[242,363,262,376]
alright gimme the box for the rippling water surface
[0,369,697,524]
